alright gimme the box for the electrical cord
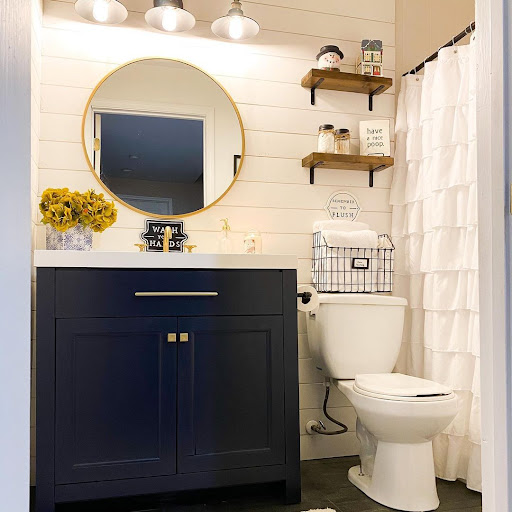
[311,383,349,436]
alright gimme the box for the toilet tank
[306,294,407,379]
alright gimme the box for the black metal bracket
[310,162,324,184]
[369,164,386,187]
[310,78,325,105]
[297,292,312,304]
[368,85,385,111]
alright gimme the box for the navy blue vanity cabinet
[36,268,300,512]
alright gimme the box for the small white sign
[324,191,361,221]
[359,119,391,156]
[352,258,370,269]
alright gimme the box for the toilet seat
[353,373,454,402]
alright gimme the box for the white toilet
[306,293,459,512]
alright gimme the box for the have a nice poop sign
[359,119,391,157]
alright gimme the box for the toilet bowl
[305,294,459,512]
[338,375,458,511]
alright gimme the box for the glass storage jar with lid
[318,124,335,153]
[334,128,351,154]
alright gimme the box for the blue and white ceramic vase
[46,224,93,251]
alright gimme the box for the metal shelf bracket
[369,164,386,187]
[310,78,325,105]
[310,161,324,184]
[368,85,385,111]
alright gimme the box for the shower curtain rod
[402,21,475,76]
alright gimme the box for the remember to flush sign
[325,191,361,221]
[359,119,391,156]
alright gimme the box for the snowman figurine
[316,45,344,71]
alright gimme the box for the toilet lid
[354,373,453,399]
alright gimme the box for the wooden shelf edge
[301,69,392,96]
[302,153,394,170]
[302,153,393,186]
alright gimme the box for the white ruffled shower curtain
[390,40,481,492]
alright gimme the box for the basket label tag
[352,257,370,269]
[324,191,361,221]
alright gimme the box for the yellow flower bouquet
[40,188,117,250]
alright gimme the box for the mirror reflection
[83,59,244,217]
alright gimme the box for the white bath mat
[302,509,336,512]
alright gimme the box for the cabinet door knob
[180,333,189,343]
[167,333,177,343]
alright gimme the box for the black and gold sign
[141,220,188,253]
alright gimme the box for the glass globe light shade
[211,1,260,40]
[145,0,196,32]
[74,0,128,24]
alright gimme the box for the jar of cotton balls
[318,124,335,153]
[334,129,351,154]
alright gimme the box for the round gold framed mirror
[82,58,245,218]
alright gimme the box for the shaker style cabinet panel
[54,317,178,484]
[177,316,285,473]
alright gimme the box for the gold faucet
[163,226,172,253]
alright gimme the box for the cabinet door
[55,317,177,484]
[177,316,285,473]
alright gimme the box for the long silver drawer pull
[135,291,219,297]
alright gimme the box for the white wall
[34,0,396,465]
[395,0,475,88]
[0,0,33,508]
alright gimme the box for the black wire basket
[312,232,394,293]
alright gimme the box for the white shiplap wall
[34,0,395,466]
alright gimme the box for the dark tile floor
[53,457,482,512]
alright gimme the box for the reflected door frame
[88,98,216,206]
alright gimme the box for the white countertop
[34,250,298,270]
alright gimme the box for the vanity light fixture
[145,0,196,33]
[211,1,260,40]
[74,0,128,24]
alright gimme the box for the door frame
[0,0,31,509]
[89,99,216,206]
[476,0,511,509]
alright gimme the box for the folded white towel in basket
[321,229,379,249]
[313,220,369,232]
[377,235,394,249]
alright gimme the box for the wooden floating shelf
[302,153,394,187]
[301,69,393,110]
